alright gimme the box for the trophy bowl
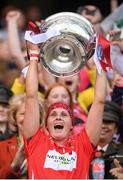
[40,12,96,77]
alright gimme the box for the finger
[110,167,118,173]
[109,29,121,35]
[111,41,120,45]
[110,168,120,178]
[114,158,121,168]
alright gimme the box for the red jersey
[24,128,94,179]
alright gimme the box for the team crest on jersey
[44,149,77,171]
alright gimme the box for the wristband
[30,56,39,61]
[29,50,40,62]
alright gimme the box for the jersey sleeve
[78,128,95,156]
[23,128,45,156]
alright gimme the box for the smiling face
[47,86,71,107]
[99,121,118,145]
[46,107,73,144]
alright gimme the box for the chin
[52,133,67,141]
[53,134,64,139]
[99,135,106,140]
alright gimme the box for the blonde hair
[9,93,44,130]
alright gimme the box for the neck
[53,132,72,146]
[54,139,67,146]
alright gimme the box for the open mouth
[65,81,73,86]
[54,124,64,130]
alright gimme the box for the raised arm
[6,10,26,69]
[85,70,107,146]
[23,43,40,139]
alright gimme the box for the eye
[52,94,58,99]
[61,111,68,117]
[62,94,68,99]
[50,111,57,117]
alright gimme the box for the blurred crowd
[0,0,123,179]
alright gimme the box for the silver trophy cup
[40,12,96,77]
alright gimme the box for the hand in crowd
[110,159,123,179]
[109,29,123,52]
[11,144,26,172]
[5,10,22,23]
[5,9,27,69]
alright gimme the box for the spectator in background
[0,93,43,179]
[0,94,25,178]
[107,29,123,144]
[45,83,72,108]
[0,85,14,140]
[111,71,123,143]
[0,8,26,88]
[112,71,123,108]
[76,4,103,34]
[58,74,93,123]
[89,101,123,179]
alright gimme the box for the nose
[57,96,63,103]
[56,118,62,121]
[55,112,62,120]
[102,123,106,128]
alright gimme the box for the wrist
[7,19,17,24]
